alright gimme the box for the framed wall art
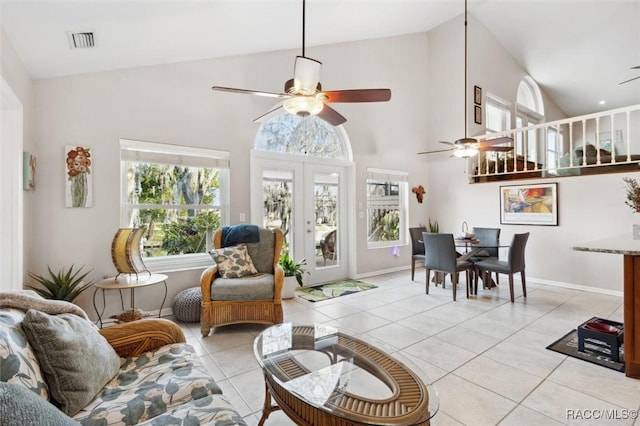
[65,145,93,208]
[23,151,36,190]
[474,105,482,124]
[500,183,558,226]
[474,85,482,105]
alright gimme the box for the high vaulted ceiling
[1,0,638,117]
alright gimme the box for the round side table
[93,273,168,328]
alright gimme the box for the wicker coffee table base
[256,326,432,425]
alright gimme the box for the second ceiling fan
[419,0,513,158]
[211,0,391,126]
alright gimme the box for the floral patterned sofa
[0,291,246,425]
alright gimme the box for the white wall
[30,33,433,315]
[1,25,33,289]
[22,13,635,316]
[426,15,631,294]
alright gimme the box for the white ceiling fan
[211,0,391,126]
[418,0,513,158]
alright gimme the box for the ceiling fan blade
[482,136,514,145]
[294,56,322,94]
[481,146,513,152]
[253,103,285,123]
[439,141,456,146]
[418,148,454,155]
[620,75,640,85]
[321,89,391,103]
[317,104,347,126]
[632,65,640,69]
[212,86,289,99]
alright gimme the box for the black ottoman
[171,287,201,322]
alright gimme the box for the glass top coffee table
[254,323,438,425]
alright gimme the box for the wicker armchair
[200,227,284,336]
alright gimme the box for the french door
[251,151,350,285]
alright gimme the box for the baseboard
[355,265,411,280]
[355,265,623,297]
[527,276,623,297]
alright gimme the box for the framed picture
[474,105,482,124]
[23,151,36,190]
[65,145,93,208]
[500,183,558,226]
[474,85,482,105]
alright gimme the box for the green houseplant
[279,252,308,286]
[623,177,640,213]
[27,265,96,302]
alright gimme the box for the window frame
[119,139,230,272]
[365,168,408,249]
[485,94,512,134]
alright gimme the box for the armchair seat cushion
[210,273,274,301]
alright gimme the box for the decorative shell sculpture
[110,308,152,323]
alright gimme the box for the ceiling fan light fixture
[452,146,479,158]
[283,96,323,117]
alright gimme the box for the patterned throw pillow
[209,244,259,278]
[0,308,50,400]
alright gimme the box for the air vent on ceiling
[67,32,95,49]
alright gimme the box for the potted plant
[623,177,640,239]
[428,217,439,233]
[27,264,96,302]
[279,252,308,299]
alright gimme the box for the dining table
[455,238,510,292]
[419,236,507,290]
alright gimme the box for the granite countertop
[572,234,640,255]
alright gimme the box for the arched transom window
[517,76,544,116]
[254,113,351,161]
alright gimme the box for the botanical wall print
[23,151,36,190]
[65,145,93,207]
[500,183,558,226]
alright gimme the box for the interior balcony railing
[470,104,640,183]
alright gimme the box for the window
[515,112,541,162]
[120,139,229,271]
[517,76,544,116]
[366,168,408,248]
[485,95,512,161]
[516,76,545,163]
[255,113,351,160]
[486,95,511,134]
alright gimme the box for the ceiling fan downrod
[302,0,306,58]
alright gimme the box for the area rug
[296,280,377,302]
[546,329,625,373]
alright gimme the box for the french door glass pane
[314,172,339,268]
[262,169,294,252]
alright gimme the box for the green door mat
[295,279,377,302]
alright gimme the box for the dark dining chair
[471,227,501,293]
[409,226,426,281]
[422,232,473,301]
[473,232,529,303]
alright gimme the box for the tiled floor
[174,271,640,425]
